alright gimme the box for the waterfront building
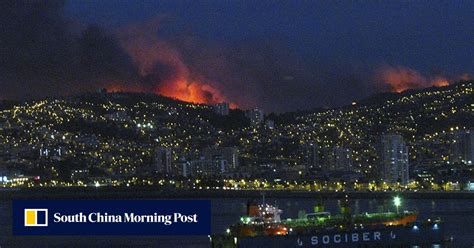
[305,143,319,172]
[450,128,473,166]
[378,134,410,184]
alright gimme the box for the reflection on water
[1,197,473,247]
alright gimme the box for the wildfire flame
[155,79,225,105]
[376,65,451,93]
[116,20,237,107]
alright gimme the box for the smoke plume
[0,0,139,99]
[117,18,232,106]
[0,1,370,111]
[0,1,470,112]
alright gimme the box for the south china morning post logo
[24,209,48,227]
[13,200,211,235]
[52,211,198,225]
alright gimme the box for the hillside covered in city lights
[0,81,472,191]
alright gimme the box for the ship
[211,196,452,248]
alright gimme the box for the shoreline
[1,187,474,200]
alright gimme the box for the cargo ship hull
[212,224,449,248]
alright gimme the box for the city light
[393,196,401,213]
[0,80,471,190]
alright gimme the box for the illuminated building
[450,128,473,165]
[378,135,410,184]
[39,146,65,160]
[305,143,319,172]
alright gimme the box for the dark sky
[66,0,473,72]
[1,0,472,112]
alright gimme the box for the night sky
[1,0,473,112]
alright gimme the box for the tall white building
[378,135,409,184]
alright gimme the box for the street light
[393,196,401,214]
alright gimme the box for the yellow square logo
[24,209,48,227]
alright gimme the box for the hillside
[0,81,472,180]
